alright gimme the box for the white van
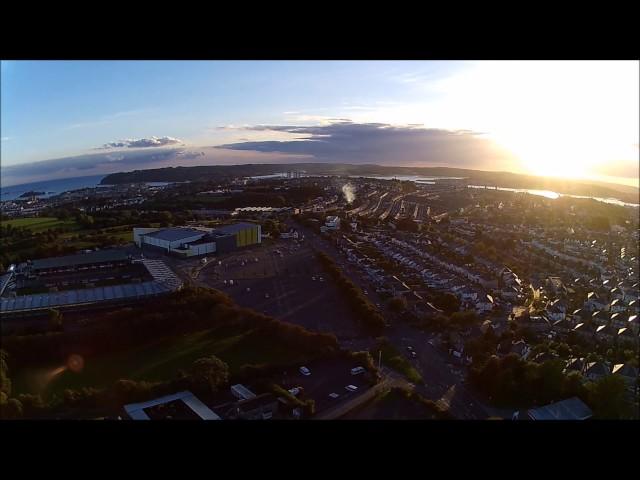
[350,367,366,375]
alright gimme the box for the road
[292,219,489,419]
[316,367,411,420]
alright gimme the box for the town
[1,171,638,420]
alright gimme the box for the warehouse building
[25,250,130,277]
[133,222,261,257]
[0,258,182,318]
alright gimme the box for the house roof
[527,397,592,420]
[564,357,584,371]
[612,364,639,378]
[585,362,610,376]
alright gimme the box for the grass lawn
[13,326,308,399]
[2,217,80,233]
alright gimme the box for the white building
[325,216,341,230]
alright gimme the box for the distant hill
[101,163,639,204]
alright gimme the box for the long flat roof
[124,391,221,420]
[0,280,173,313]
[144,228,204,242]
[31,250,129,271]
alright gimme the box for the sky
[1,60,638,187]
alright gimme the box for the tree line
[315,251,386,334]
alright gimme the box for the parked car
[345,385,358,392]
[329,393,340,399]
[299,366,311,376]
[350,367,366,375]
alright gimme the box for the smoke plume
[342,182,356,203]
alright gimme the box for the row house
[612,364,639,394]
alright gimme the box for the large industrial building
[26,250,130,276]
[1,249,182,318]
[133,222,261,257]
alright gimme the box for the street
[291,219,489,419]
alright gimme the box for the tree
[586,375,631,419]
[48,309,63,331]
[0,350,12,397]
[388,296,408,313]
[189,356,229,394]
[0,397,23,419]
[434,292,461,313]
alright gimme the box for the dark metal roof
[31,250,129,271]
[0,280,171,313]
[144,228,204,242]
[527,397,592,420]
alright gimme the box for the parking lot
[275,357,373,413]
[197,240,362,339]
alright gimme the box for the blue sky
[1,60,638,187]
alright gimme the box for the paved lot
[196,241,362,339]
[389,325,487,419]
[275,357,373,413]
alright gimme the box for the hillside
[101,163,639,204]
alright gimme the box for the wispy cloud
[63,109,149,130]
[97,136,184,149]
[1,137,10,142]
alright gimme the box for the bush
[373,339,423,384]
[0,397,23,419]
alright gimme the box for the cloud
[63,109,150,130]
[0,147,310,187]
[1,148,180,186]
[217,120,518,170]
[98,136,183,149]
[1,137,10,142]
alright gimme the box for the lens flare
[67,354,84,373]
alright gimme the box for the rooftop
[31,249,129,271]
[0,280,172,313]
[124,391,221,420]
[527,397,592,420]
[144,228,204,242]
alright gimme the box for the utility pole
[378,350,382,371]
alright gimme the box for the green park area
[1,217,80,233]
[13,325,309,400]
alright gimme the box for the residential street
[291,220,490,419]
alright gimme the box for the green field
[13,326,307,399]
[2,217,80,233]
